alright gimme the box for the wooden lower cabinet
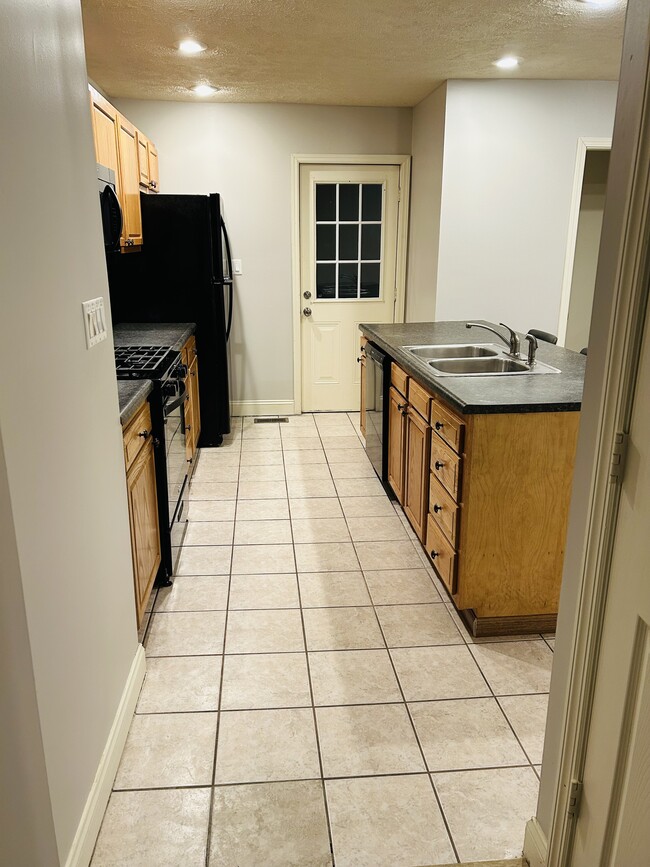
[123,403,161,627]
[387,386,407,504]
[403,406,431,542]
[182,335,201,462]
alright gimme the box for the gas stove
[114,345,179,380]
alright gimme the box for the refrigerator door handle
[221,216,234,341]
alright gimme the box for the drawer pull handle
[434,460,444,470]
[430,550,438,559]
[138,429,150,439]
[397,403,407,410]
[433,504,443,513]
[435,421,444,431]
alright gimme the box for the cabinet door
[89,87,121,198]
[127,437,161,626]
[137,132,150,188]
[387,386,407,504]
[117,115,143,247]
[189,353,201,452]
[148,142,159,192]
[403,406,431,542]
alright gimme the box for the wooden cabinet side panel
[190,355,201,451]
[457,411,580,617]
[403,407,430,542]
[387,386,406,504]
[127,439,161,626]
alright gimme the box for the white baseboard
[231,400,296,417]
[64,644,146,867]
[524,816,548,867]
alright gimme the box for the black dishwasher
[364,342,391,487]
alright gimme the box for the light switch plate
[82,297,108,348]
[232,259,242,275]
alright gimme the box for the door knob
[303,307,312,317]
[303,290,312,299]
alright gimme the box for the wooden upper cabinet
[89,87,121,199]
[137,132,150,188]
[148,142,159,192]
[117,115,143,247]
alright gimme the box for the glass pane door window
[315,182,383,301]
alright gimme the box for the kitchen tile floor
[91,412,554,867]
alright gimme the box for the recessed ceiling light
[192,84,218,96]
[494,56,520,70]
[178,39,207,54]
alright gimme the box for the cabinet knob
[435,421,444,431]
[186,425,191,431]
[433,504,443,513]
[434,460,444,470]
[430,550,438,559]
[138,429,149,439]
[397,403,407,411]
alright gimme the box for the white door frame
[524,1,650,863]
[556,137,612,346]
[291,153,411,415]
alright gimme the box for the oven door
[163,381,189,557]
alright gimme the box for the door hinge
[610,431,629,481]
[397,186,401,203]
[567,779,583,819]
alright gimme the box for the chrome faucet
[525,332,538,366]
[466,322,521,358]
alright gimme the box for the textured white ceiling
[81,0,626,106]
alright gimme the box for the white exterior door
[299,164,400,412]
[570,305,650,866]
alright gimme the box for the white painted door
[299,164,400,412]
[569,301,650,866]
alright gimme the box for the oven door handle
[164,382,188,416]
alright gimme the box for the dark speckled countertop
[117,380,153,426]
[360,320,585,414]
[113,322,196,353]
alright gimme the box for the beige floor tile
[234,519,292,545]
[228,574,300,609]
[298,571,371,608]
[237,480,287,500]
[114,712,217,789]
[314,424,355,437]
[498,694,549,764]
[334,477,385,498]
[235,499,290,520]
[154,576,229,612]
[346,516,410,542]
[287,478,337,498]
[294,542,360,572]
[192,464,240,483]
[239,450,285,466]
[391,645,491,701]
[469,640,554,695]
[292,518,351,543]
[303,607,384,651]
[329,462,376,479]
[289,498,343,519]
[313,412,350,424]
[411,698,528,771]
[91,788,210,867]
[326,449,370,463]
[221,653,311,709]
[546,638,556,651]
[284,449,327,464]
[340,496,397,518]
[241,439,282,452]
[284,463,332,480]
[325,775,455,867]
[309,649,401,706]
[187,501,236,521]
[209,780,332,867]
[183,522,234,546]
[238,464,286,481]
[376,604,463,648]
[282,436,323,450]
[137,610,152,644]
[322,436,363,450]
[355,541,423,571]
[145,611,226,657]
[176,545,232,576]
[280,427,320,439]
[189,482,238,500]
[198,450,241,466]
[136,656,222,713]
[433,766,539,861]
[316,703,424,776]
[231,544,295,574]
[215,708,320,783]
[364,568,442,605]
[242,429,282,442]
[225,609,305,653]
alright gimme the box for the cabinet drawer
[431,399,465,454]
[123,402,152,473]
[391,362,408,398]
[426,513,457,595]
[429,473,459,547]
[408,379,434,422]
[430,435,461,500]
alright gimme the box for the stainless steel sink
[427,356,561,376]
[404,343,500,360]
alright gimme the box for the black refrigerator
[107,193,233,444]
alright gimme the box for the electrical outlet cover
[82,297,108,348]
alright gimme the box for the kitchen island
[360,321,585,637]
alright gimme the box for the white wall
[113,99,412,408]
[1,0,139,861]
[405,84,447,321]
[434,81,618,335]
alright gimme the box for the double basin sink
[403,344,561,376]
